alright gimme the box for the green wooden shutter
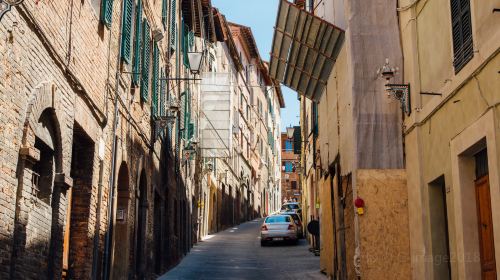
[179,92,186,136]
[183,90,191,140]
[187,123,194,140]
[132,0,143,86]
[151,43,160,117]
[120,0,133,64]
[140,20,151,102]
[160,69,166,117]
[182,22,189,67]
[101,0,114,27]
[162,0,168,30]
[169,0,177,50]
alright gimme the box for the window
[291,181,297,190]
[450,0,473,73]
[209,53,216,72]
[161,0,168,29]
[284,162,293,172]
[151,43,159,117]
[132,0,143,86]
[140,19,151,101]
[169,0,177,50]
[265,216,290,223]
[312,101,318,135]
[120,0,133,63]
[100,0,114,27]
[284,140,292,151]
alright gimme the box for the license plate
[274,238,283,241]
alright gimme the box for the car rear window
[289,214,299,221]
[287,204,300,209]
[265,216,291,223]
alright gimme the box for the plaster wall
[399,0,500,277]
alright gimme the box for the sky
[211,0,300,132]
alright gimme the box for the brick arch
[11,81,70,279]
[20,81,65,175]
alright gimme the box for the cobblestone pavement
[158,218,327,280]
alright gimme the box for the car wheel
[260,240,266,247]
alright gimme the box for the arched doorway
[111,162,130,279]
[135,170,148,278]
[32,108,64,278]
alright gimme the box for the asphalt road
[158,218,326,280]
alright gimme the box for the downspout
[102,0,126,277]
[91,159,104,280]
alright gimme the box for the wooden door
[61,188,72,279]
[475,175,497,280]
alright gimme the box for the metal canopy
[269,0,345,101]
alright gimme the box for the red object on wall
[354,197,365,208]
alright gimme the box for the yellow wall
[319,176,334,276]
[399,0,500,278]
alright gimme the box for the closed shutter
[182,22,189,67]
[170,0,177,50]
[132,0,143,86]
[187,123,194,140]
[450,0,473,73]
[101,0,114,27]
[184,90,191,140]
[312,102,318,135]
[151,43,159,117]
[120,0,133,64]
[160,69,166,117]
[140,20,151,102]
[179,92,186,132]
[162,0,168,30]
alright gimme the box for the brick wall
[0,0,182,278]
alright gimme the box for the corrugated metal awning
[269,0,345,102]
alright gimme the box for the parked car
[260,215,298,246]
[281,211,304,238]
[280,202,301,214]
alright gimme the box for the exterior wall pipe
[102,0,126,277]
[91,159,105,279]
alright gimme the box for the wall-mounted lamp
[153,98,180,139]
[187,51,204,75]
[378,58,411,115]
[286,126,295,139]
[153,29,164,42]
[0,0,24,21]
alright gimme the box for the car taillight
[288,224,295,230]
[261,225,268,231]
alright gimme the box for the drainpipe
[91,159,104,280]
[102,0,126,278]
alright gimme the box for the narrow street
[159,219,326,280]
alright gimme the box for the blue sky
[212,0,300,132]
